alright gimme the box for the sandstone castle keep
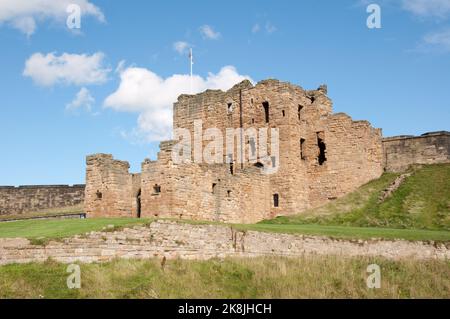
[1,79,449,222]
[84,79,448,223]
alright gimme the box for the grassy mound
[0,257,448,299]
[264,164,450,230]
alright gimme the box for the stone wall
[0,185,85,216]
[141,144,271,223]
[84,154,140,218]
[383,131,450,172]
[171,79,384,216]
[88,79,450,223]
[0,221,448,266]
[307,114,384,208]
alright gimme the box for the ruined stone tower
[85,79,384,223]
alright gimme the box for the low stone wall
[383,131,450,172]
[0,185,85,216]
[0,221,448,266]
[0,213,86,222]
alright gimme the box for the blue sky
[0,0,449,185]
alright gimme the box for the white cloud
[173,41,190,55]
[23,52,111,87]
[423,28,450,51]
[252,21,277,34]
[199,25,221,40]
[104,66,253,142]
[265,22,277,34]
[402,0,450,19]
[66,87,95,112]
[0,0,105,36]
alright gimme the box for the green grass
[263,164,450,231]
[0,218,151,240]
[233,224,450,242]
[0,217,448,243]
[0,257,449,299]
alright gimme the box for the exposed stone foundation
[0,221,448,266]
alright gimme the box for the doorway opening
[136,189,141,218]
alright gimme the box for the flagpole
[189,48,193,94]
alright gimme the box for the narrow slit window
[273,194,279,208]
[262,102,270,123]
[300,138,306,160]
[153,184,161,194]
[298,105,304,120]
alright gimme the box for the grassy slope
[263,164,450,231]
[234,224,450,241]
[0,218,150,240]
[0,257,448,299]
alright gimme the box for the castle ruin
[85,79,385,223]
[0,79,448,222]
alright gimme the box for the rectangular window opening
[273,194,279,208]
[263,101,270,123]
[153,184,161,194]
[298,105,304,120]
[300,138,306,160]
[317,132,327,165]
[227,103,233,113]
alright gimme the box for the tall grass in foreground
[0,256,449,299]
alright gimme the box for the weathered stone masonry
[0,221,448,266]
[85,79,386,223]
[1,80,448,222]
[0,185,85,216]
[383,131,450,173]
[85,154,141,218]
